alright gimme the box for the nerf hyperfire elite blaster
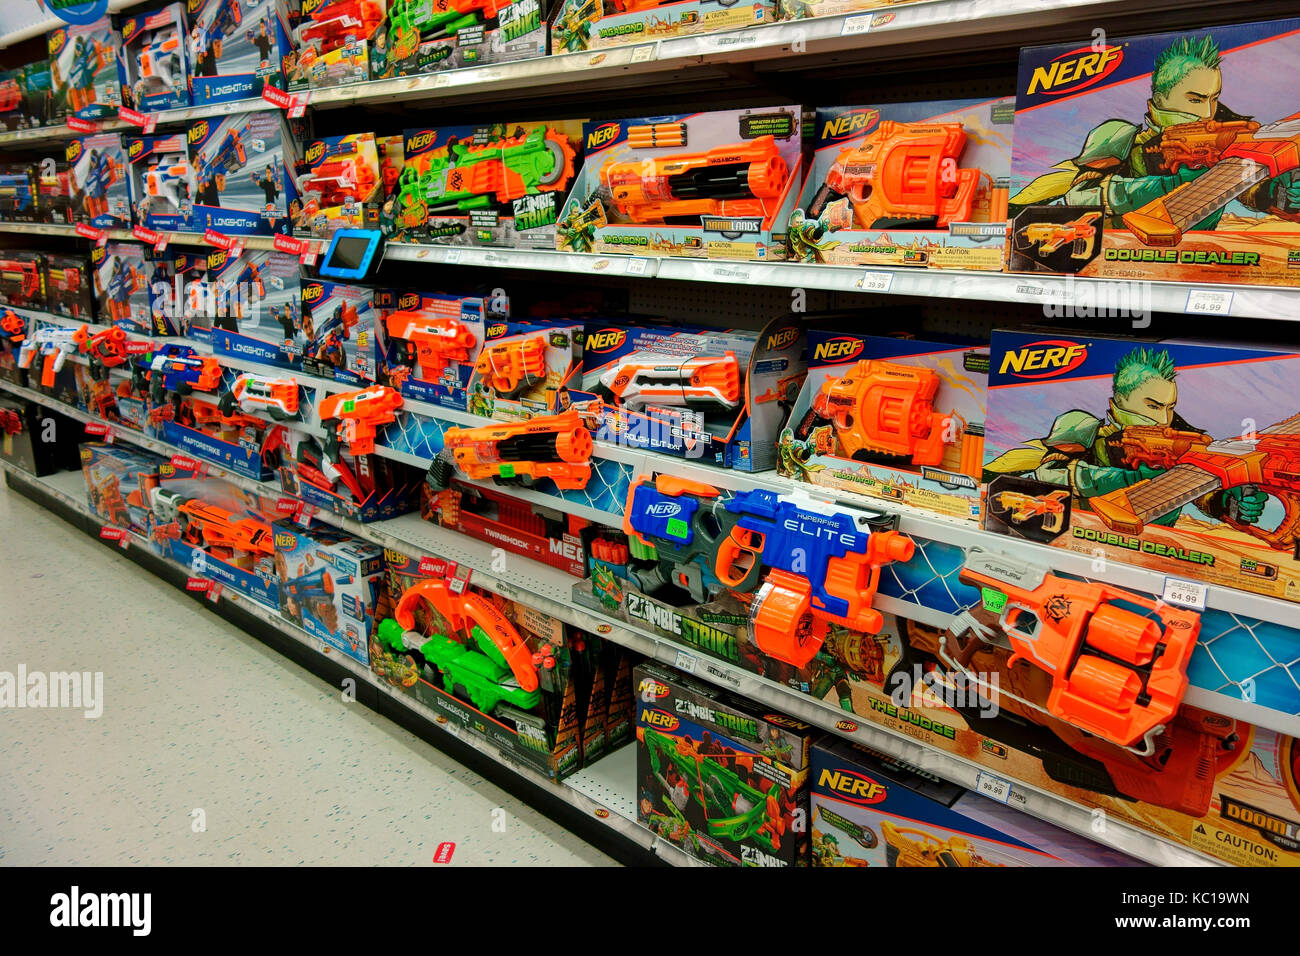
[596,351,740,411]
[18,326,80,386]
[1091,414,1300,558]
[794,359,957,467]
[73,325,129,380]
[808,121,979,229]
[427,409,593,491]
[384,311,476,381]
[293,0,384,55]
[602,136,789,223]
[1124,116,1300,246]
[376,579,540,713]
[1017,213,1101,259]
[318,384,403,460]
[394,125,576,225]
[299,143,378,208]
[218,372,300,421]
[624,475,914,667]
[474,337,546,397]
[992,489,1069,532]
[943,549,1199,752]
[149,487,275,556]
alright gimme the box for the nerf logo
[766,327,798,351]
[586,329,626,352]
[640,707,679,731]
[812,337,863,363]
[305,142,326,164]
[91,247,105,264]
[817,768,887,805]
[1027,45,1124,96]
[49,32,66,56]
[274,532,298,549]
[187,0,201,12]
[587,123,620,150]
[128,140,144,158]
[835,719,858,733]
[406,131,436,153]
[189,121,210,145]
[301,0,326,14]
[486,323,507,337]
[637,678,670,699]
[998,340,1089,379]
[645,502,681,518]
[208,250,227,268]
[763,713,806,729]
[303,284,325,303]
[822,108,879,141]
[122,18,137,37]
[398,292,420,310]
[66,141,82,163]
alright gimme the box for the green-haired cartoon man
[1010,35,1300,227]
[986,346,1266,526]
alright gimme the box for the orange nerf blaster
[809,121,979,229]
[601,135,790,223]
[318,385,403,458]
[149,488,275,557]
[1,308,26,343]
[429,408,593,491]
[794,359,957,467]
[385,311,477,382]
[946,549,1200,751]
[993,489,1069,532]
[1017,212,1101,258]
[474,336,547,398]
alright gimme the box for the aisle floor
[0,480,614,866]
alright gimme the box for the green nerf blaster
[388,0,519,57]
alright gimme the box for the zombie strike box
[1008,18,1300,287]
[983,328,1300,604]
[550,0,777,54]
[789,98,1014,270]
[187,111,298,236]
[49,18,124,120]
[779,330,987,521]
[635,660,814,867]
[373,0,547,80]
[187,0,292,104]
[556,107,803,261]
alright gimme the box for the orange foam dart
[385,311,477,382]
[956,549,1200,749]
[474,337,547,398]
[395,580,537,693]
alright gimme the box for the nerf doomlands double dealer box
[635,660,814,867]
[1008,17,1300,287]
[550,0,777,54]
[789,98,1013,270]
[556,107,803,262]
[982,328,1300,604]
[779,329,987,521]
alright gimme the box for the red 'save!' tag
[75,223,107,245]
[66,116,99,133]
[186,578,212,593]
[99,526,126,541]
[275,497,299,516]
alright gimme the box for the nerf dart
[377,579,539,713]
[595,351,740,411]
[427,408,593,492]
[1125,116,1300,245]
[218,372,300,421]
[18,326,81,387]
[627,123,687,148]
[0,257,43,307]
[1092,414,1300,558]
[602,136,789,223]
[73,325,129,381]
[808,121,979,229]
[992,489,1069,533]
[1017,212,1101,259]
[944,549,1199,751]
[150,487,274,557]
[318,385,403,461]
[384,311,476,381]
[624,475,913,667]
[0,309,25,343]
[473,337,546,398]
[795,359,956,467]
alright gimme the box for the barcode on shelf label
[443,249,462,265]
[1161,576,1207,611]
[841,14,874,35]
[976,771,1012,804]
[673,649,697,673]
[1185,288,1234,315]
[294,502,316,526]
[858,270,893,292]
[288,93,309,119]
[625,257,648,275]
[629,42,658,62]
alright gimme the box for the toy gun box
[37,161,76,225]
[0,59,57,132]
[634,660,813,867]
[789,98,1014,270]
[0,397,86,477]
[386,120,584,250]
[125,133,195,232]
[287,0,388,92]
[119,4,192,112]
[983,327,1300,606]
[373,549,599,779]
[278,444,424,523]
[150,371,287,481]
[91,242,154,335]
[556,107,803,262]
[1008,16,1300,287]
[810,736,1144,867]
[67,134,131,228]
[273,522,386,664]
[297,278,376,384]
[203,249,302,362]
[575,316,803,470]
[780,327,988,521]
[187,110,300,236]
[549,0,776,55]
[0,163,40,223]
[468,318,580,420]
[43,253,95,322]
[0,251,48,312]
[189,0,293,105]
[49,18,124,121]
[80,441,163,534]
[292,132,384,239]
[373,0,548,81]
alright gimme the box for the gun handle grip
[715,526,765,593]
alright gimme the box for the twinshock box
[635,660,814,867]
[188,111,298,236]
[187,0,292,104]
[789,99,1014,270]
[983,328,1300,604]
[556,107,803,262]
[67,134,130,228]
[49,18,124,120]
[779,330,987,521]
[1008,17,1300,287]
[372,0,547,80]
[550,0,777,54]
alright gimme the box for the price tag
[673,649,697,674]
[99,526,126,541]
[443,249,462,265]
[976,771,1012,804]
[858,270,893,293]
[206,582,224,603]
[75,223,107,245]
[1185,288,1234,316]
[118,534,130,550]
[117,106,158,132]
[625,257,648,276]
[124,339,153,355]
[294,502,317,527]
[274,234,307,255]
[418,555,448,576]
[300,243,318,267]
[1161,576,1207,611]
[840,13,874,35]
[288,92,309,119]
[448,566,472,594]
[629,42,658,63]
[133,225,163,246]
[275,497,299,516]
[260,86,294,110]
